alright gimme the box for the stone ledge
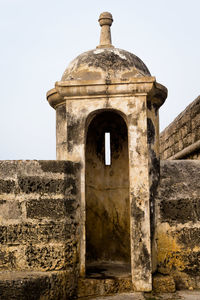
[78,277,133,298]
[0,270,76,300]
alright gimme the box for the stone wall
[0,160,80,299]
[160,96,200,159]
[1,159,200,296]
[155,160,200,289]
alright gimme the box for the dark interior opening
[85,111,130,278]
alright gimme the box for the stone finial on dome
[97,12,114,49]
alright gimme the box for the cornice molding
[47,77,167,109]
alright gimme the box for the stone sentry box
[47,12,167,291]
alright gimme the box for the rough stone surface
[78,277,133,298]
[62,91,156,290]
[62,48,151,81]
[78,291,200,300]
[0,160,80,298]
[0,270,76,300]
[155,160,200,289]
[160,96,200,159]
[152,274,175,293]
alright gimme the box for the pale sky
[0,0,199,159]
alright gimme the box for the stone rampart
[156,160,200,289]
[1,159,200,296]
[0,160,80,299]
[160,96,200,159]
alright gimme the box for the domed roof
[62,48,150,81]
[61,12,151,82]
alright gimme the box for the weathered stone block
[18,176,66,194]
[183,250,200,275]
[0,226,7,244]
[35,223,76,242]
[25,244,66,271]
[160,199,195,224]
[172,271,196,290]
[153,274,175,293]
[18,175,78,196]
[0,223,76,245]
[78,277,133,298]
[176,227,200,249]
[0,179,15,193]
[39,160,79,174]
[191,101,200,118]
[0,200,22,220]
[0,249,16,270]
[26,198,77,219]
[0,270,76,300]
[7,224,38,244]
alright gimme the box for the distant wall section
[155,160,200,289]
[160,96,200,160]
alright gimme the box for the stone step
[0,270,74,300]
[77,277,133,299]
